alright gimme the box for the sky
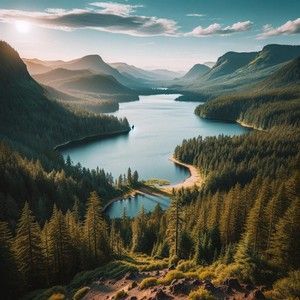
[0,0,299,71]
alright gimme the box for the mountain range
[0,41,129,158]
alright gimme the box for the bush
[169,255,180,267]
[198,269,216,281]
[140,261,168,271]
[188,287,216,300]
[32,286,66,300]
[158,270,186,285]
[48,294,65,300]
[73,287,90,300]
[177,260,197,272]
[113,290,128,300]
[271,271,300,299]
[139,277,158,289]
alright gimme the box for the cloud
[89,2,143,16]
[258,18,300,39]
[0,4,179,37]
[186,13,205,17]
[186,20,253,37]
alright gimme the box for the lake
[62,94,248,217]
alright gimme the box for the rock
[124,272,138,280]
[223,278,241,290]
[248,289,266,300]
[129,297,137,300]
[170,278,191,294]
[191,279,201,286]
[153,289,173,299]
[129,281,138,290]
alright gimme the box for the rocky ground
[82,268,266,300]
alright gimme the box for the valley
[0,7,299,298]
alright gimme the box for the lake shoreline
[54,128,131,151]
[162,156,204,192]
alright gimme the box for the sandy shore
[162,156,204,192]
[237,120,265,131]
[103,156,204,211]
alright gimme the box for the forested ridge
[196,57,300,130]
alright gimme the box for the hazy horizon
[0,0,299,71]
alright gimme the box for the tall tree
[83,191,109,266]
[166,193,184,257]
[13,202,44,288]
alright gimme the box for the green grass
[188,287,216,300]
[140,277,158,289]
[113,290,128,300]
[73,287,90,300]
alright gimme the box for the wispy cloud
[186,20,253,37]
[257,18,300,39]
[186,13,205,17]
[0,2,179,37]
[89,2,143,16]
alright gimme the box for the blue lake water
[62,94,248,218]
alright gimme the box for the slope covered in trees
[196,56,300,130]
[0,41,130,165]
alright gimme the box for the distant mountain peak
[182,64,210,80]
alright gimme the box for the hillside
[175,44,300,98]
[0,41,130,161]
[23,58,53,74]
[181,64,210,81]
[196,56,300,130]
[205,51,257,80]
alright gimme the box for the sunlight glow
[15,20,31,33]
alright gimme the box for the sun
[15,20,31,33]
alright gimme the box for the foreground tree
[167,193,184,257]
[13,202,44,289]
[83,191,109,266]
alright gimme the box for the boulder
[170,278,192,294]
[153,289,173,299]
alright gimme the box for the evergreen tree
[83,191,109,266]
[13,202,44,288]
[48,205,72,282]
[127,168,132,185]
[269,198,300,270]
[166,193,184,257]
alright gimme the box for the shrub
[158,270,186,285]
[73,287,90,300]
[113,290,128,300]
[48,293,65,300]
[139,277,158,289]
[198,269,216,280]
[188,287,216,300]
[177,260,197,272]
[32,286,66,300]
[271,271,300,299]
[185,271,200,279]
[169,255,180,267]
[140,261,168,271]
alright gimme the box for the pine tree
[0,221,20,298]
[244,182,270,254]
[166,193,184,257]
[127,168,132,185]
[48,205,72,282]
[269,198,300,269]
[83,191,109,266]
[133,170,139,185]
[13,202,45,288]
